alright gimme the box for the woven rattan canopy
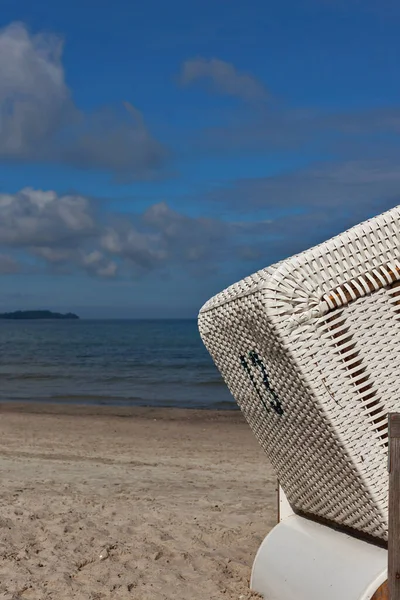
[199,207,400,542]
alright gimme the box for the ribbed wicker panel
[198,207,400,541]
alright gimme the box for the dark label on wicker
[240,351,284,416]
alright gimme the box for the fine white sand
[0,404,276,599]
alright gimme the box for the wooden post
[389,413,400,600]
[373,581,389,599]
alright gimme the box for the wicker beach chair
[198,206,400,599]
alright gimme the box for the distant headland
[0,310,80,320]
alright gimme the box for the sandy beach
[0,404,276,600]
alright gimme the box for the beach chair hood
[198,206,400,541]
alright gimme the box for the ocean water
[0,319,236,410]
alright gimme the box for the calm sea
[0,319,236,410]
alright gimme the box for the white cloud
[0,188,248,279]
[180,57,268,102]
[0,22,72,158]
[0,187,95,247]
[0,22,167,180]
[3,158,400,283]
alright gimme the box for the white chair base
[251,491,387,600]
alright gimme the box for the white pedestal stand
[250,488,387,600]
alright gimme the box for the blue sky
[1,0,400,317]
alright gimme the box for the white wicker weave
[198,206,400,542]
